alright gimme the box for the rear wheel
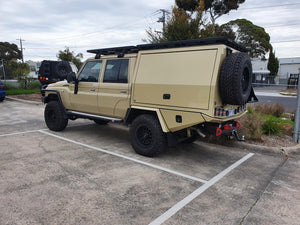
[44,101,68,131]
[130,114,167,157]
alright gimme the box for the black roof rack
[87,37,247,58]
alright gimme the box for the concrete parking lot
[0,100,300,225]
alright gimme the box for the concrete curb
[6,96,43,105]
[233,141,300,157]
[279,92,297,96]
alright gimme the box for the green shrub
[260,114,294,125]
[239,111,265,141]
[255,103,285,117]
[290,109,296,122]
[4,83,19,90]
[27,80,41,90]
[247,104,254,114]
[262,119,283,135]
[5,89,40,95]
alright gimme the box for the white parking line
[0,123,93,138]
[38,130,208,184]
[149,153,254,225]
[2,127,254,223]
[0,129,47,137]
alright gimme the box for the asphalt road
[256,95,297,112]
[0,99,300,225]
[254,87,297,112]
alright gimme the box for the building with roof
[251,59,272,84]
[278,57,300,85]
[252,57,300,85]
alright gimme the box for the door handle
[90,89,95,92]
[120,90,127,93]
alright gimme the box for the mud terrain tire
[219,52,252,105]
[55,61,71,79]
[130,114,167,157]
[44,101,68,131]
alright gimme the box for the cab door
[98,59,130,118]
[69,60,103,114]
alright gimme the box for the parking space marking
[0,124,93,138]
[149,153,254,225]
[1,128,254,224]
[38,130,209,184]
[0,129,47,137]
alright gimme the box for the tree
[6,60,31,88]
[0,42,22,61]
[218,19,272,58]
[144,1,272,59]
[57,47,83,69]
[145,0,246,43]
[175,0,200,11]
[164,7,203,42]
[204,0,245,26]
[145,2,204,43]
[268,51,279,76]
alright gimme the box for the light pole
[293,67,300,142]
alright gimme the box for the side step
[67,111,122,123]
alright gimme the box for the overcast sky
[1,0,300,62]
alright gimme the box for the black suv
[38,60,78,88]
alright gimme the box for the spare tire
[55,61,71,79]
[219,52,253,105]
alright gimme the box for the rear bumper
[198,120,244,140]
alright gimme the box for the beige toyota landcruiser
[42,37,257,157]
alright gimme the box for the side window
[78,61,102,82]
[103,59,129,83]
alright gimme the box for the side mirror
[67,72,77,84]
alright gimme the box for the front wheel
[44,101,68,131]
[130,114,167,157]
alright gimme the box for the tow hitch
[233,129,245,141]
[200,121,245,141]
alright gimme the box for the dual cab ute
[42,37,257,157]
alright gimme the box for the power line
[36,11,160,42]
[239,2,300,10]
[265,23,300,29]
[271,39,300,44]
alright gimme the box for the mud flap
[247,87,258,103]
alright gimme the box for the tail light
[215,105,247,117]
[0,85,4,89]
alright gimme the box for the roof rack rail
[87,37,247,58]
